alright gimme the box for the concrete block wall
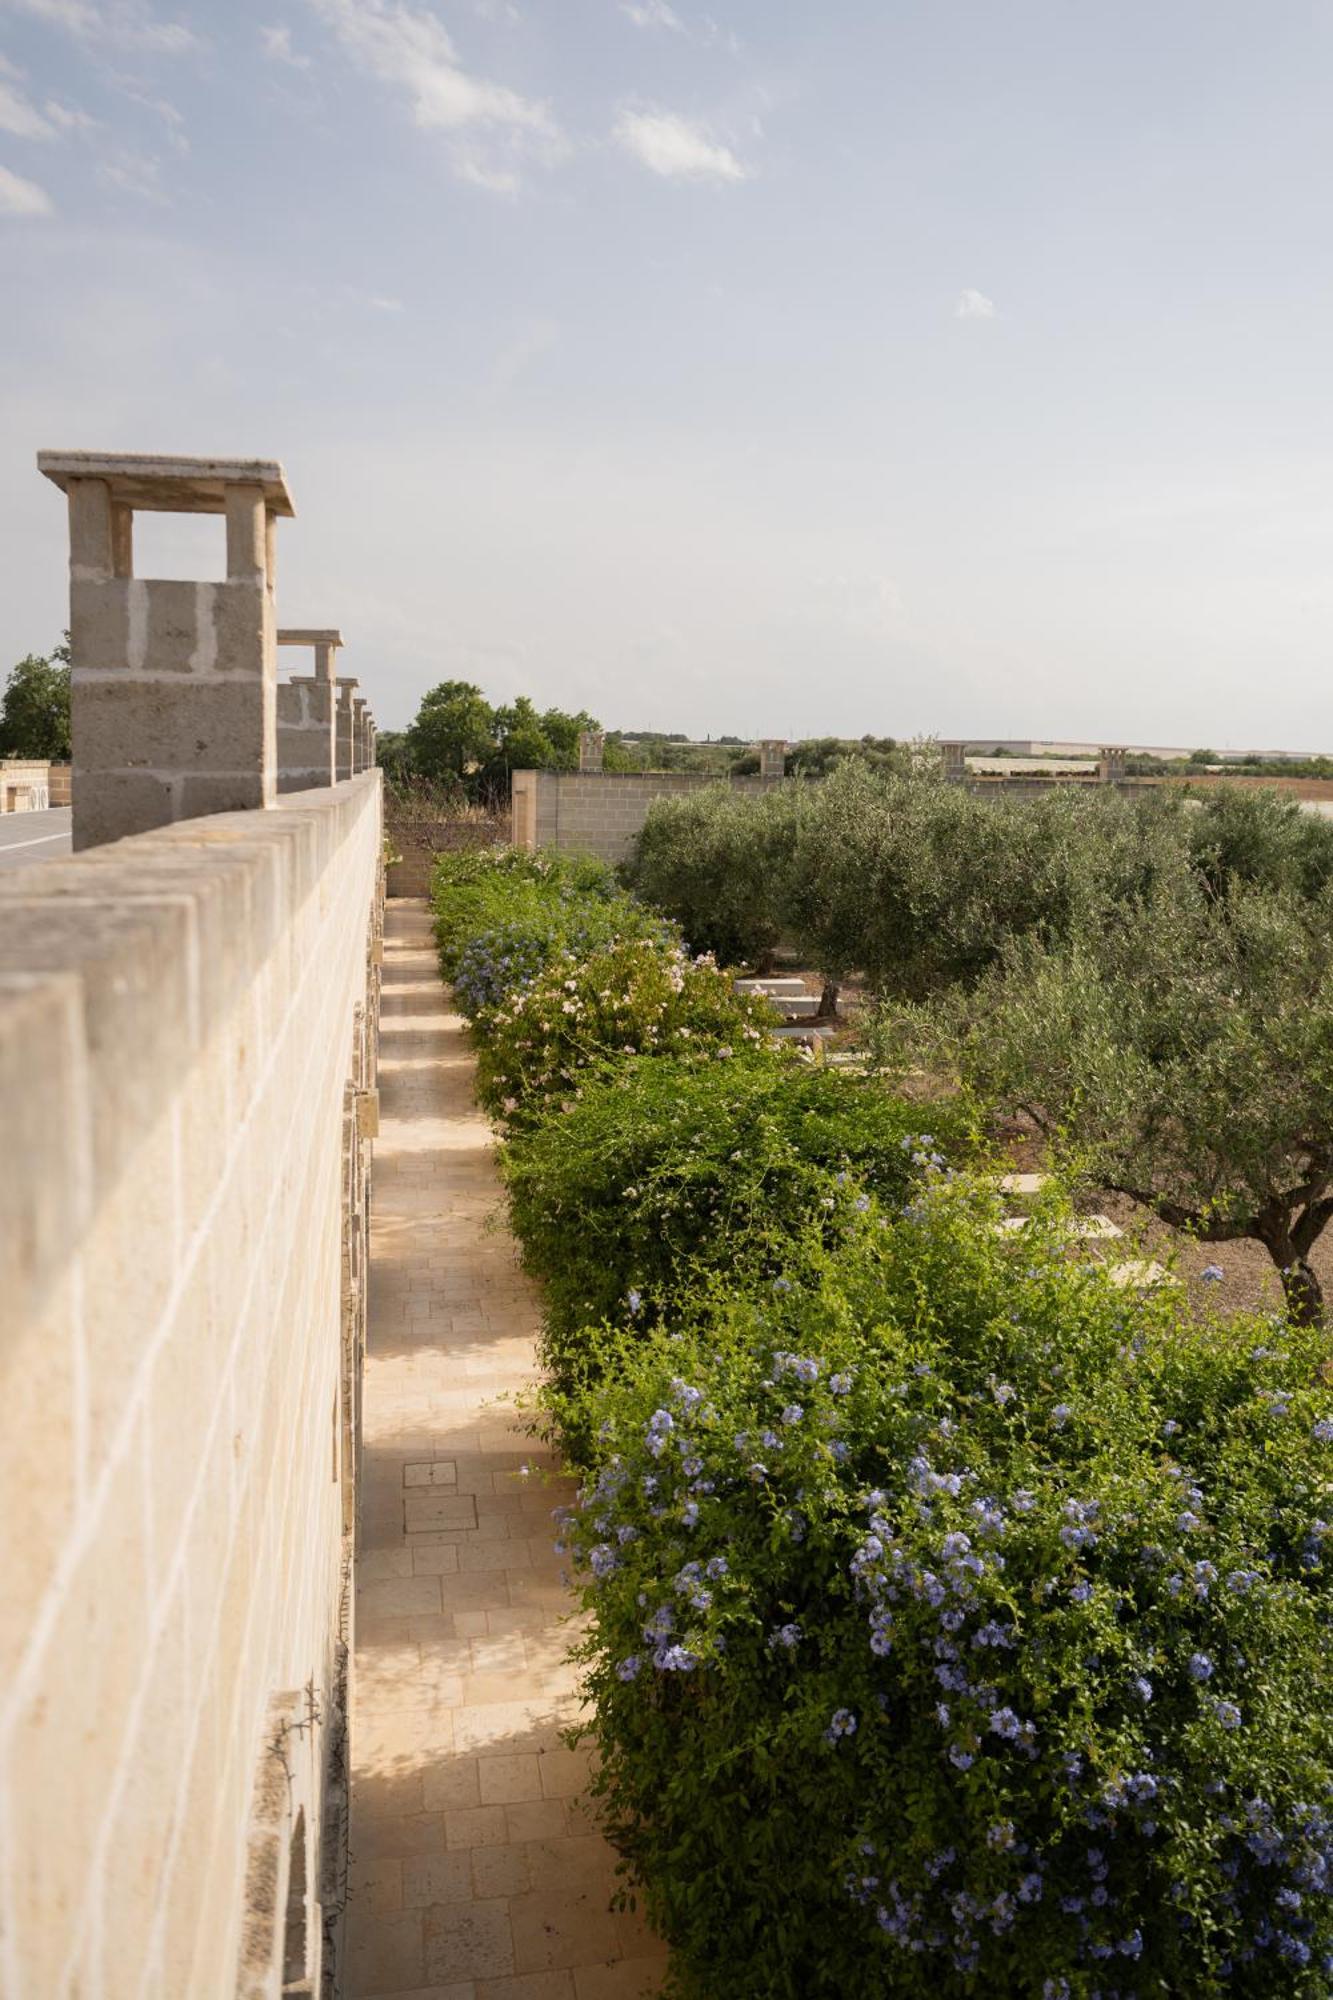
[0,771,382,1999]
[511,769,782,867]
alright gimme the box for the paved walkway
[346,900,666,2000]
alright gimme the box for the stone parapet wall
[511,769,781,866]
[0,772,382,1998]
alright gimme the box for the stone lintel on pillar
[37,451,295,517]
[279,627,343,683]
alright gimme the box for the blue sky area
[2,0,1332,742]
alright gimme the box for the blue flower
[1201,1264,1224,1282]
[948,1744,974,1770]
[1188,1651,1214,1682]
[1314,1419,1333,1444]
[1215,1700,1243,1729]
[769,1622,802,1650]
[654,1643,697,1673]
[781,1403,804,1426]
[627,1289,643,1316]
[826,1708,857,1742]
[830,1372,854,1396]
[1131,1675,1154,1704]
[616,1655,642,1681]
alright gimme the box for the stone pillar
[37,451,294,850]
[335,679,358,782]
[352,699,369,774]
[941,742,967,782]
[578,730,604,774]
[1098,746,1127,785]
[276,629,341,791]
[758,739,787,781]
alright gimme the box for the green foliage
[631,762,1205,996]
[407,679,495,787]
[473,936,777,1127]
[556,1187,1333,1997]
[872,876,1333,1322]
[629,784,802,964]
[1185,788,1333,902]
[430,846,654,1016]
[374,729,416,787]
[403,682,606,799]
[432,846,619,968]
[503,1054,973,1399]
[0,643,71,758]
[427,833,1333,1991]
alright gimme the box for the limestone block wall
[0,759,52,811]
[0,771,382,1999]
[511,769,781,866]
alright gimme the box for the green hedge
[557,1191,1333,1997]
[431,846,672,1017]
[473,935,778,1127]
[503,1052,974,1402]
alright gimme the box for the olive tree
[781,762,1190,1001]
[629,783,802,969]
[877,879,1333,1325]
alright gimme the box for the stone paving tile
[348,902,668,1998]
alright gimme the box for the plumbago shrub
[430,846,676,1017]
[554,1190,1333,1998]
[473,937,779,1125]
[503,1053,974,1394]
[432,845,619,962]
[451,898,677,1018]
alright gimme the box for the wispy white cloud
[306,0,567,191]
[0,55,57,136]
[260,22,311,69]
[114,79,188,149]
[620,1,741,51]
[0,0,199,53]
[955,287,996,320]
[368,293,404,311]
[613,104,748,182]
[42,96,98,131]
[96,145,165,198]
[621,0,683,30]
[0,160,53,211]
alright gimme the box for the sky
[2,1,1333,745]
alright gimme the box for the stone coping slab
[38,451,295,516]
